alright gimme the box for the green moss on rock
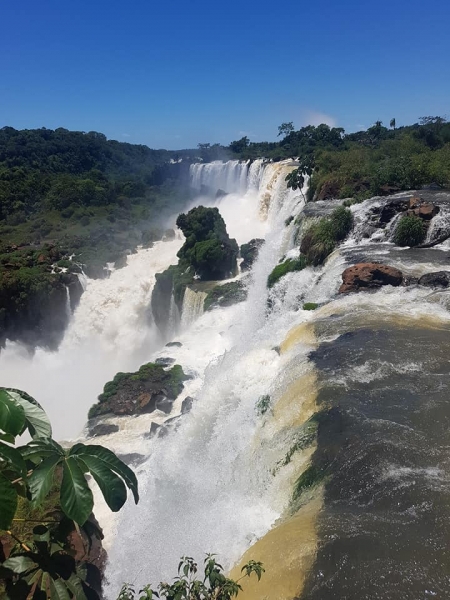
[300,206,353,266]
[303,302,319,311]
[204,280,247,311]
[267,256,308,288]
[89,362,189,419]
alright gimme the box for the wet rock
[339,263,403,293]
[88,363,188,419]
[181,396,194,414]
[402,275,419,286]
[155,357,175,366]
[215,189,227,199]
[409,203,440,220]
[240,238,264,271]
[89,423,119,437]
[418,271,450,288]
[114,253,128,269]
[370,196,440,228]
[118,453,146,465]
[146,422,161,438]
[166,341,182,347]
[163,229,176,240]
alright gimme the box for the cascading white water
[103,162,307,594]
[0,239,183,439]
[190,160,249,195]
[180,287,207,329]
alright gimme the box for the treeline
[0,126,197,222]
[201,117,450,200]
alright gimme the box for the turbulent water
[2,159,450,599]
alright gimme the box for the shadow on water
[300,323,450,600]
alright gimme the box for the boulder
[418,271,450,288]
[369,196,439,228]
[88,363,188,419]
[89,423,119,437]
[339,263,403,293]
[155,357,175,366]
[240,239,264,271]
[181,396,194,414]
[166,341,182,347]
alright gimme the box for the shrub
[393,214,426,247]
[300,206,353,266]
[118,555,264,600]
[267,256,308,288]
[256,394,271,415]
[303,302,318,311]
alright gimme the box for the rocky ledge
[339,263,403,293]
[88,362,189,419]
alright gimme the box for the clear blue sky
[1,0,449,149]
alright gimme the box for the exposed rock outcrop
[339,263,403,293]
[369,196,440,228]
[418,271,450,288]
[240,238,264,271]
[88,362,189,419]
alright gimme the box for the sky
[1,0,449,149]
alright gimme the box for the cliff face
[0,245,84,349]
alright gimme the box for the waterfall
[0,239,183,439]
[64,285,72,320]
[190,160,250,195]
[180,286,207,329]
[3,158,450,599]
[103,163,307,594]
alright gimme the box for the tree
[228,137,249,154]
[277,122,294,138]
[0,387,139,599]
[176,207,238,280]
[118,555,264,600]
[390,118,396,131]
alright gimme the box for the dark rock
[215,189,227,199]
[155,395,174,414]
[114,253,128,269]
[155,357,176,366]
[146,422,161,438]
[370,196,440,228]
[89,423,119,437]
[118,453,146,465]
[418,271,450,288]
[163,229,176,240]
[317,180,341,200]
[240,238,264,271]
[402,275,419,286]
[204,280,247,311]
[339,263,403,293]
[181,396,194,414]
[166,341,182,347]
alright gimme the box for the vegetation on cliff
[151,206,238,333]
[176,206,238,280]
[0,126,193,347]
[267,207,353,287]
[88,363,188,419]
[203,281,247,311]
[223,117,450,201]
